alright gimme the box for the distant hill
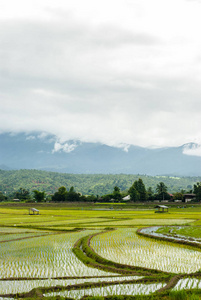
[0,132,201,176]
[0,169,199,196]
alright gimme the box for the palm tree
[156,182,167,201]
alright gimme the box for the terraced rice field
[156,225,201,241]
[0,276,142,295]
[0,229,116,279]
[45,282,165,299]
[1,204,201,299]
[91,228,201,274]
[173,278,201,291]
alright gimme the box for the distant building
[168,193,173,201]
[122,195,130,201]
[183,194,196,203]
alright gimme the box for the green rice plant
[78,233,165,276]
[0,230,117,280]
[1,205,201,298]
[91,229,201,274]
[169,290,187,300]
[188,293,201,300]
[156,226,201,241]
[0,276,142,295]
[0,206,198,229]
[173,279,201,291]
[44,282,165,299]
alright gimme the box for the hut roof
[154,205,168,209]
[30,208,39,212]
[168,193,173,197]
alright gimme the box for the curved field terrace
[91,228,201,274]
[1,203,201,299]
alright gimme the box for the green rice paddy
[91,228,201,273]
[1,203,201,299]
[156,226,201,240]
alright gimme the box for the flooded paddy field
[45,282,165,299]
[91,228,201,274]
[0,204,201,299]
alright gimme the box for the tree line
[100,179,171,202]
[0,169,199,197]
[1,178,201,202]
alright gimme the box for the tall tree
[0,192,6,202]
[15,188,30,201]
[156,182,168,201]
[133,178,147,202]
[128,183,140,202]
[113,186,122,200]
[33,190,46,202]
[128,178,147,202]
[147,187,154,200]
[52,186,67,202]
[193,182,201,201]
[65,186,80,202]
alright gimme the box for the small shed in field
[155,205,169,213]
[29,208,39,215]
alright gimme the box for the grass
[156,226,201,240]
[0,204,199,229]
[169,290,188,300]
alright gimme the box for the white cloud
[37,132,52,140]
[52,142,77,153]
[116,144,131,152]
[25,135,36,140]
[183,143,201,157]
[1,0,201,148]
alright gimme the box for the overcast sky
[1,0,201,149]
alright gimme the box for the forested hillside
[0,169,199,196]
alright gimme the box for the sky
[1,0,201,151]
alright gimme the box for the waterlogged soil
[140,226,201,245]
[0,230,118,279]
[173,278,201,291]
[91,228,201,274]
[0,276,143,295]
[44,282,165,299]
[2,226,201,298]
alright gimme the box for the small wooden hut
[155,205,169,213]
[29,208,39,215]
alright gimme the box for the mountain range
[0,132,201,176]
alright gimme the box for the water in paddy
[91,228,201,273]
